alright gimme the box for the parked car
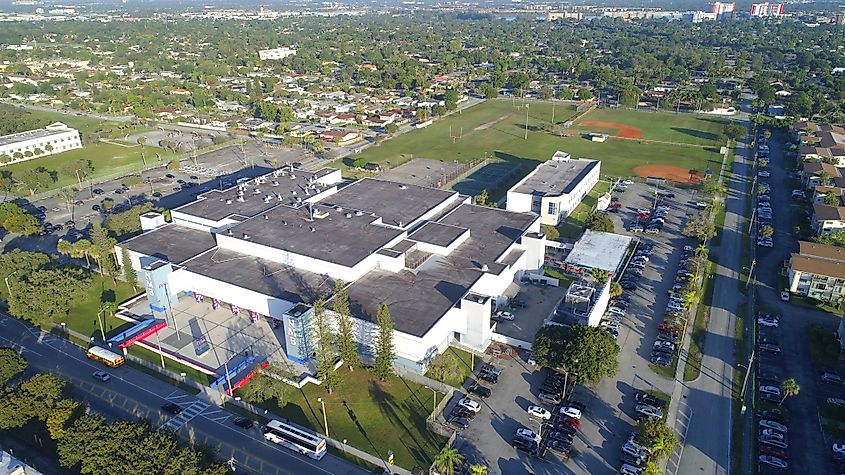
[635,404,662,419]
[512,437,539,455]
[759,419,787,432]
[539,392,561,405]
[546,439,572,456]
[759,434,787,449]
[823,371,844,385]
[558,415,581,429]
[759,385,782,396]
[515,427,541,444]
[758,343,781,354]
[620,463,643,475]
[636,391,667,408]
[528,405,551,420]
[757,315,779,328]
[758,455,788,469]
[458,398,481,413]
[451,407,476,420]
[447,416,470,430]
[548,431,574,444]
[559,406,582,420]
[759,444,788,460]
[494,311,515,321]
[469,384,491,398]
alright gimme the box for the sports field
[347,100,726,186]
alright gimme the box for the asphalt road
[672,125,750,475]
[0,313,368,475]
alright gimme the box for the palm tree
[469,464,488,475]
[433,447,463,475]
[590,268,609,285]
[695,243,709,258]
[779,378,800,405]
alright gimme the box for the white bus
[86,346,125,368]
[263,419,327,460]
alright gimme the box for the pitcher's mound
[634,165,704,184]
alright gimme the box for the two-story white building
[506,151,600,226]
[0,122,81,165]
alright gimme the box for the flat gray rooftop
[408,221,468,248]
[174,168,335,222]
[323,178,457,228]
[121,225,217,265]
[512,158,599,197]
[225,204,404,268]
[564,230,632,274]
[439,204,538,267]
[182,248,333,304]
[347,256,482,337]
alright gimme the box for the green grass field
[251,370,445,471]
[573,108,727,146]
[346,100,725,182]
[5,142,174,191]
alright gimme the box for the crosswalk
[160,392,212,431]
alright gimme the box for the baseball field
[343,99,728,186]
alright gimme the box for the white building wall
[505,191,533,214]
[461,296,492,349]
[0,127,82,165]
[168,269,296,318]
[586,280,611,327]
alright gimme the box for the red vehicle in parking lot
[657,323,680,334]
[559,415,581,429]
[610,203,623,209]
[635,212,650,219]
[759,444,788,460]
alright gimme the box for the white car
[759,455,788,470]
[791,189,805,198]
[759,419,787,432]
[757,316,779,328]
[527,405,552,420]
[635,404,662,419]
[622,179,635,185]
[559,406,582,420]
[458,398,481,413]
[621,443,647,459]
[515,427,541,443]
[833,443,845,455]
[761,428,786,442]
[495,311,515,321]
[620,463,643,475]
[828,398,845,407]
[758,170,770,177]
[780,291,790,302]
[759,385,782,397]
[606,306,626,316]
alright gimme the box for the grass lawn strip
[573,108,727,146]
[250,370,446,471]
[424,346,481,388]
[684,260,716,382]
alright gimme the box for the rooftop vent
[225,199,233,204]
[236,196,245,202]
[355,210,363,216]
[290,174,297,180]
[335,206,343,212]
[309,226,316,232]
[242,233,250,239]
[253,188,261,194]
[264,214,269,220]
[272,180,280,186]
[263,195,272,203]
[399,184,407,190]
[481,264,489,272]
[281,220,287,226]
[227,229,233,235]
[346,213,352,218]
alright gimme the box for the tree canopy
[533,324,619,385]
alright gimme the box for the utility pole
[318,397,329,438]
[746,259,756,288]
[524,103,530,140]
[740,350,756,398]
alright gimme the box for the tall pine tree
[373,303,395,381]
[312,299,340,393]
[332,280,360,371]
[121,247,138,291]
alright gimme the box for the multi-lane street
[0,313,368,475]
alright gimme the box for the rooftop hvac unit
[281,220,287,225]
[253,188,261,194]
[264,214,269,220]
[335,206,343,212]
[275,192,283,200]
[237,196,245,202]
[355,210,363,216]
[227,229,233,235]
[481,264,489,272]
[290,174,297,180]
[242,233,250,239]
[272,180,279,186]
[345,213,352,218]
[225,199,233,204]
[399,184,407,190]
[273,169,281,177]
[263,196,272,203]
[309,227,316,232]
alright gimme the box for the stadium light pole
[524,103,530,140]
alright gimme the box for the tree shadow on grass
[370,378,441,469]
[671,127,720,143]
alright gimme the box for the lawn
[5,142,175,193]
[342,100,723,180]
[684,261,716,382]
[424,346,481,388]
[807,324,841,367]
[63,274,141,340]
[573,108,728,146]
[249,369,446,471]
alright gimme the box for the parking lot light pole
[739,350,756,399]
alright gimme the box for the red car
[759,444,788,460]
[657,323,680,334]
[559,415,581,429]
[610,203,623,209]
[635,212,650,220]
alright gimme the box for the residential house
[788,241,845,301]
[812,203,845,235]
[318,129,362,146]
[802,162,843,189]
[795,122,845,166]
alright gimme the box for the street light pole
[318,397,329,438]
[96,309,107,342]
[159,282,181,340]
[524,104,530,140]
[740,350,756,399]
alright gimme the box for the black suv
[512,438,539,455]
[161,403,182,415]
[232,417,255,429]
[469,384,491,398]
